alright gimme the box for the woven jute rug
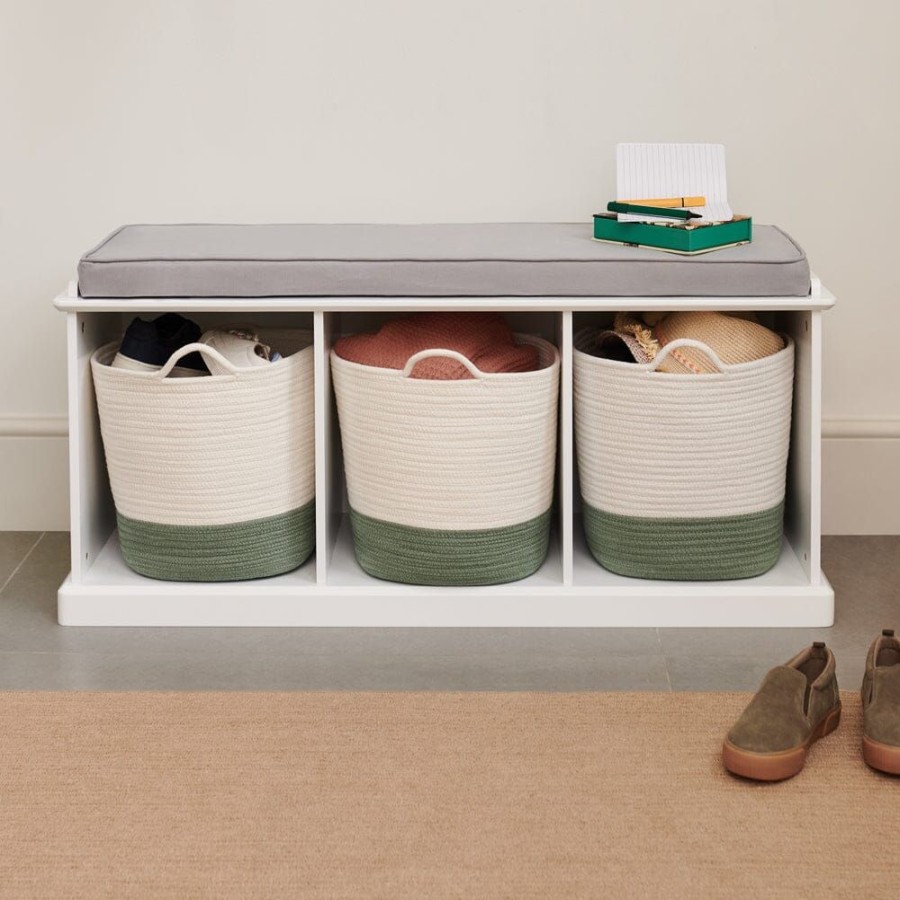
[1,691,897,899]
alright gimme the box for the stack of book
[596,143,752,255]
[594,199,752,256]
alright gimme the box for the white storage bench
[55,223,835,626]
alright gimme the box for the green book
[593,214,752,256]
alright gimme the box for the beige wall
[1,0,898,531]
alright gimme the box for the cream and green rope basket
[331,335,560,586]
[90,329,315,581]
[574,331,794,581]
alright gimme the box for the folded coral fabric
[333,312,538,380]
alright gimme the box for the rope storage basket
[91,329,315,581]
[331,335,560,585]
[574,331,794,581]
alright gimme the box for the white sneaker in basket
[199,328,280,375]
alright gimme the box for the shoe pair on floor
[111,313,281,376]
[723,629,900,780]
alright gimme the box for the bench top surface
[78,223,811,298]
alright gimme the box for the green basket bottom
[116,500,315,582]
[582,501,785,581]
[349,507,552,586]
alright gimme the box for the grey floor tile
[830,596,900,651]
[0,531,42,589]
[313,650,672,692]
[0,650,95,690]
[824,535,900,645]
[0,647,671,692]
[0,531,69,602]
[665,651,866,694]
[665,655,775,692]
[3,590,662,658]
[823,534,900,577]
[822,535,900,618]
[830,653,867,691]
[0,531,72,650]
[658,627,835,661]
[0,650,257,691]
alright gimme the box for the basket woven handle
[156,342,241,378]
[647,338,728,373]
[402,349,484,379]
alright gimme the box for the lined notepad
[616,143,733,223]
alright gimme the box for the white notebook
[616,143,733,224]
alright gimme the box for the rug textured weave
[1,691,897,899]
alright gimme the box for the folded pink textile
[333,312,538,380]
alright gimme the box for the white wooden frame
[54,278,835,627]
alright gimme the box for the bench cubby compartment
[323,312,562,589]
[572,312,794,581]
[90,319,315,582]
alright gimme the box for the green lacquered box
[593,214,752,255]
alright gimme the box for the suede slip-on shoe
[723,642,842,782]
[861,628,900,775]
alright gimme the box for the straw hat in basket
[589,311,784,374]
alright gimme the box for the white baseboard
[0,415,70,531]
[822,419,900,534]
[1,416,898,534]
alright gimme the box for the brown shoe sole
[722,702,842,782]
[862,735,900,775]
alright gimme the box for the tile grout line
[655,629,674,691]
[0,532,46,597]
[653,628,675,693]
[663,659,673,692]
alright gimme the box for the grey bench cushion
[78,223,810,298]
